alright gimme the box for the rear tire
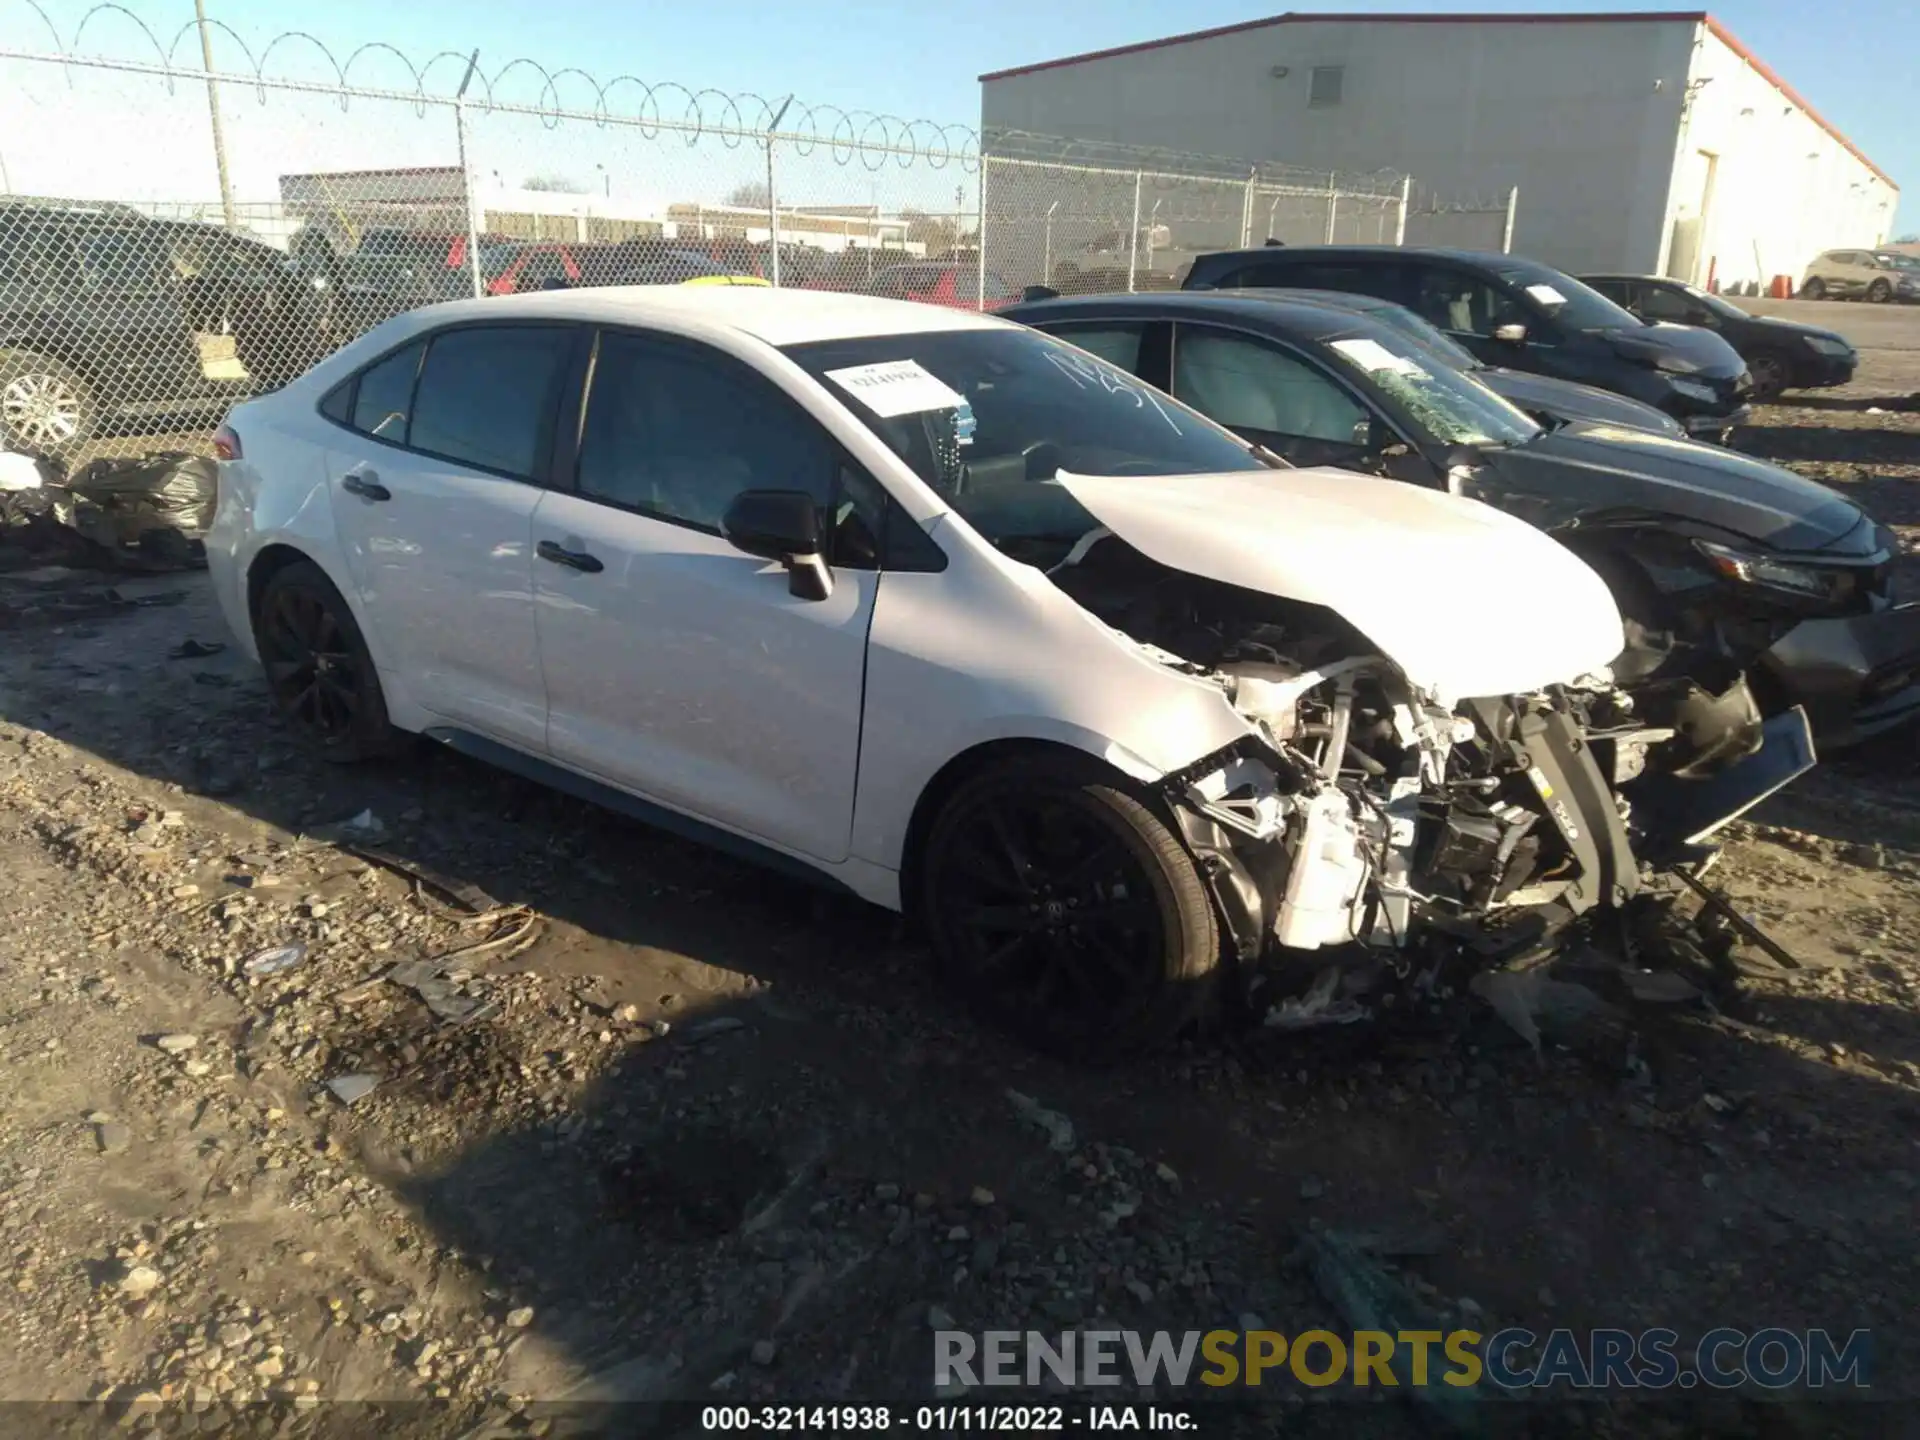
[920,753,1221,1060]
[252,560,406,764]
[0,350,98,455]
[1799,277,1826,301]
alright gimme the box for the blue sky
[19,0,1918,231]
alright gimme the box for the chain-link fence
[979,133,1408,297]
[0,10,1505,464]
[1402,184,1519,252]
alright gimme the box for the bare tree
[522,174,590,194]
[726,181,773,209]
[901,208,958,252]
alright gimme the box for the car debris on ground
[1,446,216,575]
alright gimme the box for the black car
[1183,246,1754,441]
[1580,274,1858,398]
[1002,290,1920,750]
[2,198,328,452]
[1261,287,1686,438]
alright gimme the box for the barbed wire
[4,1,984,166]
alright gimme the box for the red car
[869,261,1019,312]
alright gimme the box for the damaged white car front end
[1044,467,1741,971]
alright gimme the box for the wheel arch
[897,736,1148,932]
[246,541,321,623]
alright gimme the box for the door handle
[537,539,604,574]
[341,471,390,501]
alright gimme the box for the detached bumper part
[1757,600,1920,747]
[1629,706,1817,865]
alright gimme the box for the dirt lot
[3,300,1919,1436]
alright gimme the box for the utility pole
[194,0,236,230]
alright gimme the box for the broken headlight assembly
[1693,539,1848,604]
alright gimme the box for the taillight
[212,424,241,461]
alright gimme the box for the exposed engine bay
[1048,532,1792,973]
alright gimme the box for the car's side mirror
[721,488,832,601]
[1492,322,1527,344]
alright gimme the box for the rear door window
[408,325,573,480]
[1043,323,1148,373]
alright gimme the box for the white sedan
[210,286,1640,1056]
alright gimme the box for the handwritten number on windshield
[1044,351,1184,436]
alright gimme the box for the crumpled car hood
[1056,468,1625,702]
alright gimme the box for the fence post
[975,158,987,310]
[454,49,483,299]
[765,96,793,286]
[1324,175,1338,244]
[1127,170,1142,293]
[192,0,236,231]
[1501,185,1519,253]
[1394,174,1411,246]
[1240,167,1256,247]
[1044,198,1058,287]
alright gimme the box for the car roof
[1004,288,1385,342]
[1579,272,1669,283]
[391,284,1009,346]
[1199,244,1524,269]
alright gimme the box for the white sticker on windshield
[1330,337,1427,377]
[824,359,966,418]
[1525,283,1568,306]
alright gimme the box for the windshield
[1497,264,1642,331]
[1874,252,1920,271]
[1672,280,1750,320]
[783,328,1271,557]
[1322,326,1540,449]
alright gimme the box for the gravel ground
[3,302,1919,1436]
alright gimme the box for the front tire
[1747,350,1790,400]
[0,350,98,455]
[921,753,1221,1059]
[1799,277,1826,301]
[253,560,405,763]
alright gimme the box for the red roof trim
[978,11,1707,82]
[977,9,1893,193]
[1702,17,1893,190]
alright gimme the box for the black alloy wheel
[1746,350,1789,400]
[253,560,402,762]
[922,755,1219,1058]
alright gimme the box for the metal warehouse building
[980,9,1898,291]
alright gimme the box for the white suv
[209,286,1649,1055]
